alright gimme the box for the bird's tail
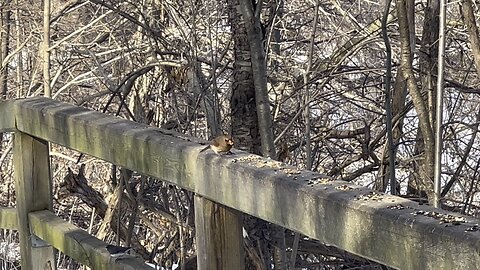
[199,145,210,153]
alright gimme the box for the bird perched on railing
[106,244,136,260]
[200,134,234,155]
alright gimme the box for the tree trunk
[409,0,439,201]
[377,0,413,193]
[0,4,11,184]
[396,0,436,202]
[462,0,480,76]
[227,1,265,268]
[0,5,10,100]
[14,2,23,98]
[228,0,286,268]
[238,0,276,159]
[228,0,262,154]
[43,0,51,97]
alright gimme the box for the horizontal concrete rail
[1,97,480,269]
[30,210,153,270]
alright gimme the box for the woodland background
[0,0,480,269]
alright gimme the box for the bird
[105,244,136,259]
[277,141,290,162]
[200,134,234,155]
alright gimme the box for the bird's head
[223,135,234,146]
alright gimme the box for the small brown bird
[200,134,234,155]
[277,141,290,162]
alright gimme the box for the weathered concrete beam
[30,210,153,270]
[0,100,15,132]
[4,97,480,270]
[14,129,56,269]
[0,207,17,229]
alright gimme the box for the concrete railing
[0,97,479,270]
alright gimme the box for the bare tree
[397,0,436,202]
[0,3,10,99]
[43,0,51,97]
